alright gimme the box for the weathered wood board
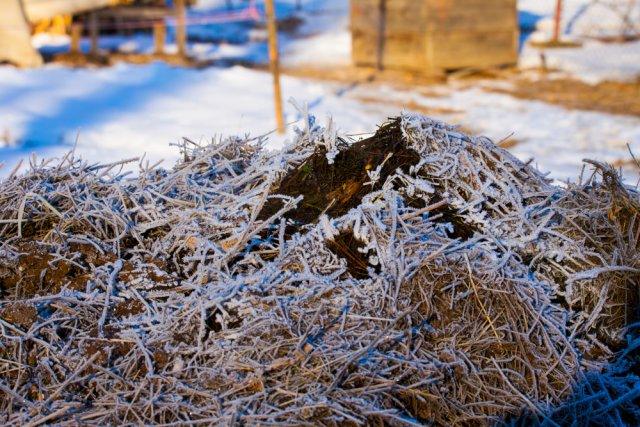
[351,0,518,73]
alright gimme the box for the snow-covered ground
[2,62,637,183]
[0,0,639,182]
[519,0,640,39]
[0,63,384,175]
[518,0,640,83]
[356,81,640,182]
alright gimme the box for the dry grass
[51,52,203,68]
[352,95,461,117]
[0,114,638,426]
[489,77,640,117]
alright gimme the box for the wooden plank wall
[352,0,427,69]
[351,0,518,73]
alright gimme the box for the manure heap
[0,114,639,426]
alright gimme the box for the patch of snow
[187,0,351,68]
[32,33,70,49]
[519,0,640,39]
[349,83,640,182]
[2,61,638,183]
[518,0,640,83]
[282,30,351,68]
[521,39,640,84]
[281,0,351,68]
[2,0,638,185]
[0,63,385,177]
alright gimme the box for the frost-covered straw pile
[0,113,638,426]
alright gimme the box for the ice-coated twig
[98,260,123,337]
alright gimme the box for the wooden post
[70,23,82,54]
[265,0,285,134]
[553,0,562,42]
[376,0,386,71]
[89,12,99,55]
[154,22,166,54]
[540,52,547,72]
[175,0,187,56]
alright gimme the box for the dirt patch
[0,302,37,330]
[529,40,583,49]
[490,77,640,117]
[114,299,146,318]
[282,65,447,86]
[51,52,202,68]
[0,242,82,298]
[352,95,462,116]
[590,34,640,43]
[276,15,305,34]
[84,325,134,370]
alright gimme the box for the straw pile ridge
[0,113,638,426]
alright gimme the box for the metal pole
[265,0,285,134]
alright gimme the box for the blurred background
[0,0,638,182]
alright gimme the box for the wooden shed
[351,0,519,74]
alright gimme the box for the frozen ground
[0,0,639,182]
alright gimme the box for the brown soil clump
[0,241,116,298]
[0,302,37,330]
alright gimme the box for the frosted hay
[0,113,638,425]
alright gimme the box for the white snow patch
[0,63,386,177]
[519,0,640,83]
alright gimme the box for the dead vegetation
[352,95,462,117]
[490,77,640,117]
[51,52,203,68]
[0,113,638,426]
